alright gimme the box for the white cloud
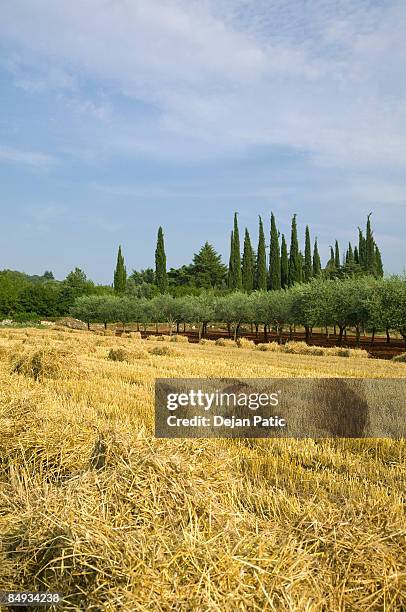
[0,145,56,167]
[0,0,406,168]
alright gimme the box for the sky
[1,0,405,283]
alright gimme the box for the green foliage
[191,242,226,288]
[334,240,341,269]
[155,227,168,293]
[269,213,281,290]
[228,213,242,290]
[304,226,312,282]
[288,214,301,286]
[114,246,127,294]
[312,238,321,277]
[280,234,288,288]
[256,216,267,291]
[242,229,255,292]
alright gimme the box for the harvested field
[0,327,405,611]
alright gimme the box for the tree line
[0,212,386,321]
[115,212,384,297]
[72,275,406,348]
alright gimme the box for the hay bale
[148,345,176,356]
[10,346,76,381]
[215,338,236,347]
[157,335,171,342]
[236,337,255,349]
[199,339,215,346]
[256,342,280,352]
[170,335,189,343]
[108,347,148,362]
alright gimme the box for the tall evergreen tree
[280,234,288,288]
[375,245,384,277]
[227,230,234,289]
[155,226,168,293]
[114,245,127,294]
[346,242,354,264]
[228,213,242,290]
[365,213,376,274]
[191,242,227,288]
[269,213,281,290]
[358,228,366,269]
[312,238,321,276]
[287,214,301,286]
[242,229,255,292]
[334,240,341,269]
[304,225,312,282]
[255,216,267,290]
[354,245,359,264]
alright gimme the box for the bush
[199,339,215,346]
[392,353,406,363]
[157,335,171,342]
[215,338,236,347]
[146,335,158,341]
[10,346,76,381]
[148,346,176,356]
[129,331,142,340]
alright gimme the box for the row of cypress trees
[114,213,383,294]
[228,211,383,292]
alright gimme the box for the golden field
[0,327,405,611]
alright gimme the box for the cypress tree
[312,238,321,276]
[375,245,384,277]
[347,242,354,264]
[304,225,312,282]
[334,240,340,269]
[280,234,288,288]
[228,213,242,290]
[242,228,255,292]
[354,245,359,264]
[256,216,267,290]
[227,230,234,289]
[114,245,127,293]
[287,214,301,286]
[155,226,168,293]
[233,213,242,289]
[365,213,376,274]
[358,228,366,269]
[269,213,281,290]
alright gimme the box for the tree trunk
[104,322,107,330]
[325,325,329,339]
[355,324,360,347]
[255,323,259,339]
[176,322,180,333]
[305,325,310,343]
[227,323,231,338]
[334,325,337,336]
[168,321,173,337]
[183,323,186,333]
[87,321,90,330]
[386,327,390,343]
[371,328,375,345]
[289,325,293,340]
[278,326,283,344]
[264,324,268,342]
[338,325,345,345]
[234,323,240,341]
[198,323,202,341]
[155,323,159,334]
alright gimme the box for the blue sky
[1,0,405,283]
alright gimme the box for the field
[0,328,405,611]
